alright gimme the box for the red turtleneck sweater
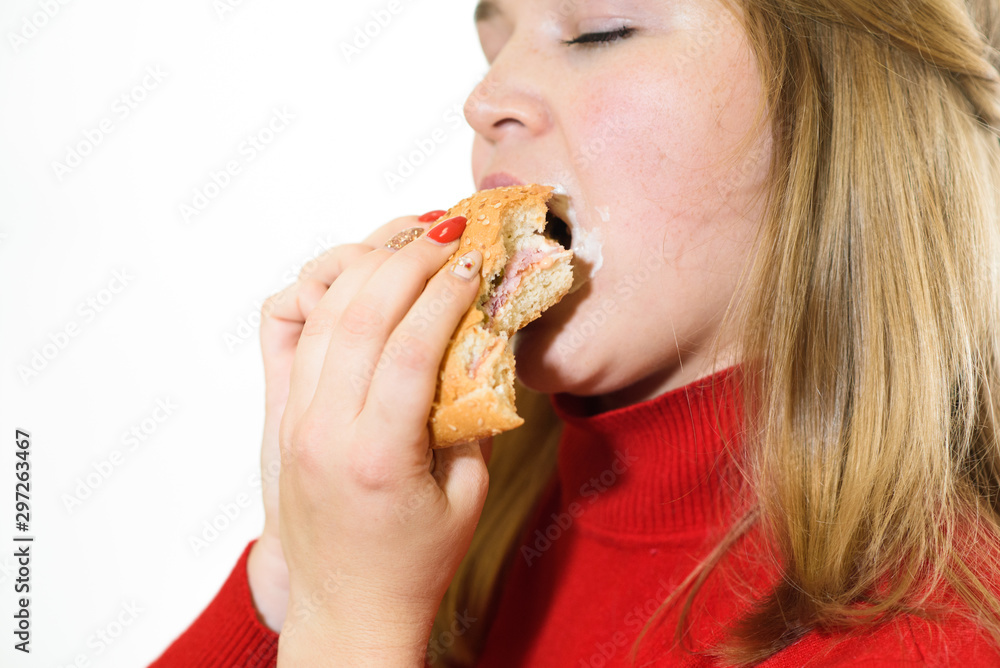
[150,366,1000,667]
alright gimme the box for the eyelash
[562,26,635,47]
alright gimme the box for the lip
[478,172,525,191]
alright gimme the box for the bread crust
[426,184,570,448]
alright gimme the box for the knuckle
[297,256,323,282]
[300,308,339,338]
[295,278,330,318]
[378,217,422,240]
[298,243,371,282]
[389,335,437,374]
[410,288,462,336]
[290,418,323,453]
[435,282,464,310]
[346,447,396,491]
[394,250,431,277]
[298,276,329,300]
[261,291,286,320]
[338,300,387,339]
[261,297,278,321]
[297,249,332,281]
[282,416,328,471]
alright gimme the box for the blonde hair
[431,0,1000,664]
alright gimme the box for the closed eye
[562,26,635,47]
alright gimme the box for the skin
[470,0,771,413]
[245,0,772,663]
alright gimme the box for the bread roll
[427,184,574,448]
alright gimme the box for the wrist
[278,623,429,667]
[247,534,290,632]
[280,589,435,667]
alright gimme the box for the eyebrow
[474,0,500,22]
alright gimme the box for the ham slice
[468,238,571,379]
[485,241,570,318]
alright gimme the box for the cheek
[552,39,764,337]
[573,28,766,248]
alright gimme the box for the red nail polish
[426,216,467,245]
[419,210,447,223]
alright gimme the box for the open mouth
[540,189,603,295]
[544,193,573,250]
[544,208,573,250]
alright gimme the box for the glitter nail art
[384,226,425,252]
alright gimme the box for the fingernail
[419,210,448,223]
[426,216,467,245]
[384,226,425,252]
[451,250,482,280]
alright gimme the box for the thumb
[432,438,490,519]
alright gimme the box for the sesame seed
[477,417,484,426]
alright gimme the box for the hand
[246,214,443,632]
[274,218,489,666]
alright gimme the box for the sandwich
[426,184,574,448]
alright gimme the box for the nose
[463,45,552,144]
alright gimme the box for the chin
[512,314,590,396]
[510,261,601,394]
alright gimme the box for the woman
[151,0,1000,665]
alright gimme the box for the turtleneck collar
[548,364,746,539]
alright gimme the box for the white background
[0,0,487,665]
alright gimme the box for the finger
[280,249,392,442]
[269,213,434,329]
[259,244,373,386]
[279,219,436,445]
[353,244,484,454]
[362,213,439,247]
[298,243,376,285]
[431,440,490,519]
[263,244,372,330]
[312,220,473,433]
[272,213,437,330]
